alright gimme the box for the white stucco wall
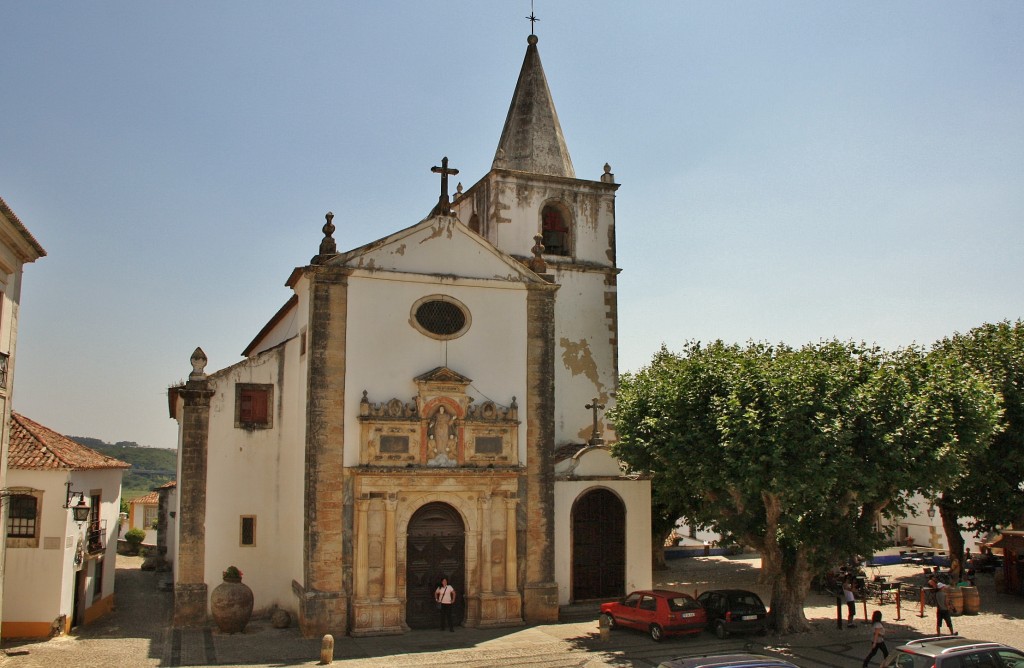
[551,268,617,446]
[199,340,305,614]
[343,271,530,467]
[554,477,652,605]
[3,467,122,630]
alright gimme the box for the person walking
[435,577,456,632]
[843,579,857,628]
[862,610,889,667]
[929,578,956,635]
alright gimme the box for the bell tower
[451,33,620,450]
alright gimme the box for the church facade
[168,33,651,637]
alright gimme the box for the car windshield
[667,596,701,612]
[731,593,766,612]
[885,651,932,668]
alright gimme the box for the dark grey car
[696,589,768,638]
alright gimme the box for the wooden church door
[406,502,465,629]
[571,488,625,601]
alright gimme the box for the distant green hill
[68,436,176,502]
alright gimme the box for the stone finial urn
[211,566,253,634]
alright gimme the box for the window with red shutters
[235,384,273,429]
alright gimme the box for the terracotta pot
[211,577,253,633]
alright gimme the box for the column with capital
[504,497,518,593]
[355,498,369,601]
[383,496,397,600]
[479,496,493,595]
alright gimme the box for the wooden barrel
[961,586,980,615]
[945,586,964,615]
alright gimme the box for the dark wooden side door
[572,488,625,601]
[406,502,465,629]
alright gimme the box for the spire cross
[585,398,605,446]
[431,156,459,215]
[527,0,539,35]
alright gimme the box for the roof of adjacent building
[130,491,160,505]
[0,195,47,259]
[8,412,131,471]
[492,34,575,178]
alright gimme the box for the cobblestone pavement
[1,554,1020,667]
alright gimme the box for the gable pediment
[328,215,544,284]
[414,366,472,385]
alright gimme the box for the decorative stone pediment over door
[358,366,520,468]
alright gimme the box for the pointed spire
[492,35,575,178]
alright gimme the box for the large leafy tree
[931,321,1024,560]
[610,340,1000,633]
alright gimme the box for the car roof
[661,653,798,668]
[897,637,1005,656]
[649,589,695,598]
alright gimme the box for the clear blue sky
[3,2,1022,449]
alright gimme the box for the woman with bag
[435,577,456,632]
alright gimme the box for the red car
[601,589,707,642]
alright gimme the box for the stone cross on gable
[586,398,605,446]
[430,156,459,216]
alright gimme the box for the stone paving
[1,554,1020,667]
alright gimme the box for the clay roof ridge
[8,412,131,470]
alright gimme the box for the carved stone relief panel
[358,367,520,468]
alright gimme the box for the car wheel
[715,620,728,639]
[603,613,616,630]
[649,624,663,642]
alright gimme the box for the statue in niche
[428,406,458,457]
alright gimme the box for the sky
[3,2,1022,449]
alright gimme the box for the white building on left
[2,412,129,639]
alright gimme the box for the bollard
[895,589,902,621]
[862,598,868,622]
[918,589,926,618]
[599,613,610,642]
[319,634,334,665]
[836,596,843,629]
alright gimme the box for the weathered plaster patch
[394,243,406,256]
[559,337,604,395]
[419,219,455,245]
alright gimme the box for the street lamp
[64,482,91,524]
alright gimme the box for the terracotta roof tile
[157,480,176,489]
[8,412,131,471]
[130,491,160,505]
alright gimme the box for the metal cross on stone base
[586,398,605,446]
[430,157,459,216]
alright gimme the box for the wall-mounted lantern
[64,482,91,524]
[926,502,936,519]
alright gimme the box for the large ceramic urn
[211,568,253,634]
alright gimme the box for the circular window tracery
[410,295,471,340]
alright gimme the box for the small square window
[235,384,274,429]
[240,516,256,546]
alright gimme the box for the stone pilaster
[174,348,214,627]
[522,283,559,623]
[299,267,349,637]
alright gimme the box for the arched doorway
[406,502,465,629]
[571,488,625,601]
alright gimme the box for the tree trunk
[939,498,965,579]
[652,526,672,571]
[763,550,813,634]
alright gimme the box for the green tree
[931,321,1024,560]
[611,340,999,634]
